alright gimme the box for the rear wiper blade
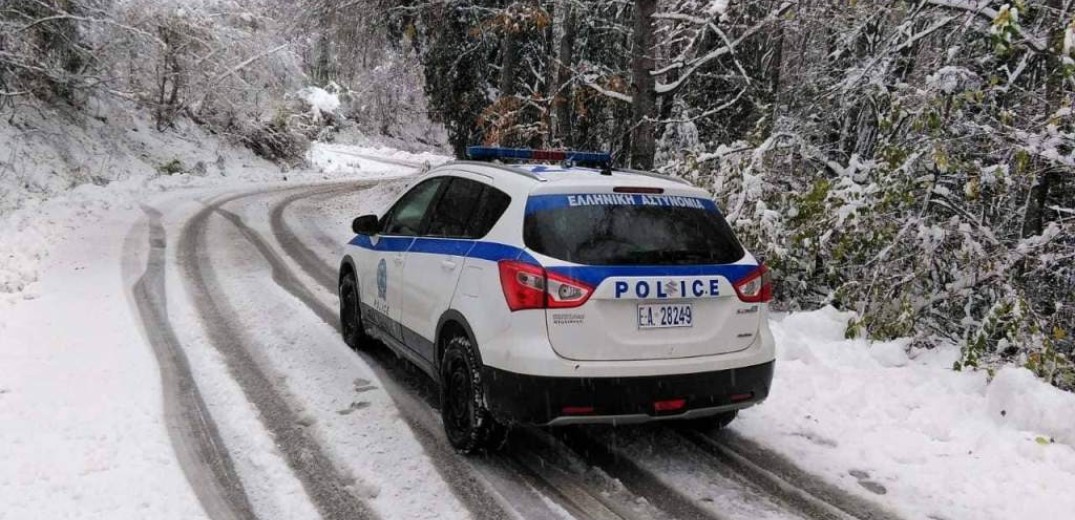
[661,250,713,263]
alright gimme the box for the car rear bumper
[481,360,774,426]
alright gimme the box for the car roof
[434,161,698,195]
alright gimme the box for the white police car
[338,147,774,453]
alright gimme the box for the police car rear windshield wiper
[598,250,666,265]
[659,250,715,265]
[601,250,713,265]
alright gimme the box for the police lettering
[635,281,650,298]
[565,194,708,210]
[614,279,720,299]
[567,194,636,206]
[640,195,707,209]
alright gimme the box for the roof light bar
[467,146,612,166]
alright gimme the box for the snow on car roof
[445,160,697,192]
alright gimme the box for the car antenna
[600,153,613,176]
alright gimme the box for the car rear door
[524,189,763,361]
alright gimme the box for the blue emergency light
[467,146,612,167]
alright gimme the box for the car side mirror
[351,214,380,235]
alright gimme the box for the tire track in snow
[178,187,380,520]
[278,188,351,259]
[124,205,258,520]
[680,430,904,520]
[269,187,345,291]
[546,429,720,520]
[217,188,545,520]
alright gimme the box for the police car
[338,147,775,453]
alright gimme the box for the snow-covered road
[3,145,1074,520]
[150,175,880,520]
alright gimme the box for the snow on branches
[659,0,1074,390]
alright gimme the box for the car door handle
[392,254,404,265]
[441,259,457,270]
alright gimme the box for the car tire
[339,271,365,350]
[440,335,507,454]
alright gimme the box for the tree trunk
[657,36,680,124]
[630,0,658,169]
[315,32,332,85]
[1021,0,1065,238]
[499,29,519,97]
[314,2,336,86]
[764,17,786,136]
[1022,167,1054,238]
[498,18,520,147]
[553,4,577,148]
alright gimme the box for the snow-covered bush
[105,0,311,161]
[285,0,445,149]
[0,0,96,105]
[1,0,317,164]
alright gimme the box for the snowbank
[0,143,426,518]
[987,367,1075,447]
[329,126,451,156]
[0,203,210,519]
[736,306,1075,520]
[0,132,433,300]
[297,86,341,117]
[0,97,282,295]
[307,142,451,177]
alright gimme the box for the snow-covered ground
[736,308,1075,520]
[1,204,207,519]
[0,140,441,298]
[0,142,437,519]
[310,142,449,174]
[1,141,1072,519]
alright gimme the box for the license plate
[637,303,693,329]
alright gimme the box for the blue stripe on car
[348,235,755,287]
[408,237,474,256]
[348,235,538,264]
[349,234,414,251]
[468,241,538,263]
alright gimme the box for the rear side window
[465,187,511,238]
[425,177,511,239]
[524,193,744,265]
[426,178,484,237]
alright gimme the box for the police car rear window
[523,193,744,265]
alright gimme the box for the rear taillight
[499,261,546,310]
[546,271,593,308]
[734,264,773,303]
[498,260,593,311]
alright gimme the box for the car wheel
[440,335,507,453]
[339,271,365,349]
